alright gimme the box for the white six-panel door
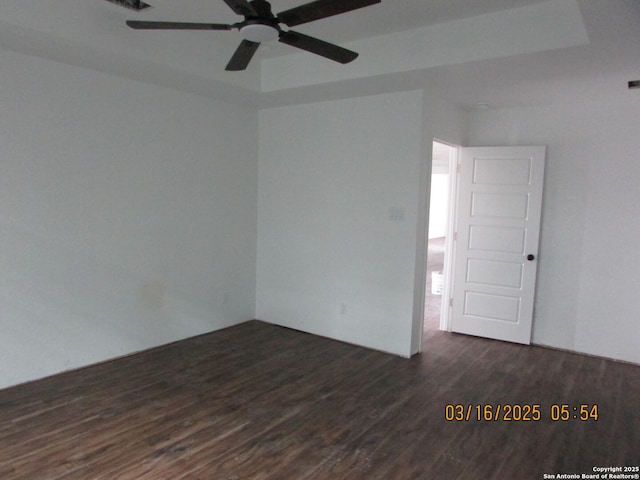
[450,146,546,345]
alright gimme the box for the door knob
[527,254,535,261]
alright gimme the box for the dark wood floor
[1,321,638,479]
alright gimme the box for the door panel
[471,192,529,218]
[451,146,545,345]
[466,259,523,288]
[469,225,526,253]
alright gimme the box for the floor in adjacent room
[424,236,445,334]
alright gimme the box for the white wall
[0,50,258,389]
[466,96,640,364]
[257,91,426,357]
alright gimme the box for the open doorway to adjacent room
[424,140,458,335]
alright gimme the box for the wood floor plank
[0,320,638,479]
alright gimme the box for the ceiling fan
[126,0,381,71]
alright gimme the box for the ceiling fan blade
[277,0,381,27]
[226,40,260,71]
[127,20,233,30]
[279,31,358,64]
[222,0,257,17]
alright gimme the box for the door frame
[440,141,460,332]
[421,139,460,337]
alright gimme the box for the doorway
[424,140,458,334]
[421,143,545,346]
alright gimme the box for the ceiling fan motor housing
[239,20,280,43]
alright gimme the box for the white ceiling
[1,0,551,52]
[1,0,639,109]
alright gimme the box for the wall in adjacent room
[0,50,258,389]
[428,175,450,239]
[466,96,640,364]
